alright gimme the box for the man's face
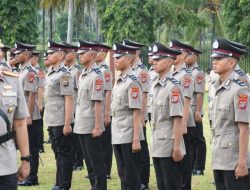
[16,51,28,63]
[78,51,93,65]
[173,52,187,65]
[64,52,76,65]
[48,51,62,65]
[96,51,107,62]
[185,54,197,66]
[114,55,129,71]
[153,57,172,73]
[212,57,232,75]
[148,56,153,65]
[30,56,39,66]
[0,50,5,60]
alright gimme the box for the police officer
[111,42,144,190]
[95,42,113,179]
[123,39,150,190]
[147,45,158,124]
[210,38,250,190]
[185,46,206,176]
[63,42,84,171]
[0,57,30,190]
[30,51,46,153]
[151,42,185,190]
[14,42,41,186]
[0,41,11,70]
[74,40,107,190]
[45,40,74,190]
[170,39,195,190]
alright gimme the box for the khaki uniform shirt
[111,70,144,144]
[150,72,186,157]
[131,61,149,121]
[0,72,29,176]
[68,63,82,114]
[0,59,12,71]
[171,63,195,127]
[97,61,113,115]
[189,63,205,115]
[44,63,74,127]
[147,66,158,114]
[211,72,250,170]
[19,63,40,120]
[74,64,104,134]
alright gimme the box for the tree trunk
[67,0,74,43]
[49,7,53,39]
[43,7,45,52]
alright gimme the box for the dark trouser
[188,121,207,171]
[180,134,192,190]
[27,120,40,182]
[214,170,250,190]
[139,127,150,188]
[102,124,113,176]
[78,134,107,190]
[153,157,181,190]
[113,143,141,190]
[71,123,83,168]
[0,173,17,190]
[48,126,73,190]
[37,109,44,150]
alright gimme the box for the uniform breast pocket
[154,100,169,120]
[80,89,91,100]
[157,127,172,140]
[1,97,18,116]
[217,104,230,120]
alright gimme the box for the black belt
[0,109,15,145]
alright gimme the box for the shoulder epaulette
[138,63,146,69]
[233,79,247,86]
[128,74,138,81]
[235,68,245,76]
[2,70,19,78]
[75,64,82,70]
[184,68,192,74]
[93,67,102,75]
[102,64,109,70]
[169,77,180,85]
[60,66,68,73]
[27,65,36,72]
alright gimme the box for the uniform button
[228,142,232,146]
[164,135,167,138]
[8,107,13,113]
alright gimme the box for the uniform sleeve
[23,71,38,92]
[169,86,184,117]
[103,70,113,91]
[14,79,30,119]
[59,73,74,96]
[38,70,45,88]
[128,81,142,109]
[90,75,104,101]
[194,72,205,93]
[139,70,149,93]
[180,74,194,98]
[234,88,250,124]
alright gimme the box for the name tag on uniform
[2,91,17,97]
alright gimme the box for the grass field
[20,92,216,190]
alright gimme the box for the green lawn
[20,92,215,190]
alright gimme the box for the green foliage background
[0,0,39,46]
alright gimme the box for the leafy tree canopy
[0,0,38,45]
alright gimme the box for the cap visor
[113,53,124,58]
[14,50,22,54]
[77,49,87,54]
[211,53,228,58]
